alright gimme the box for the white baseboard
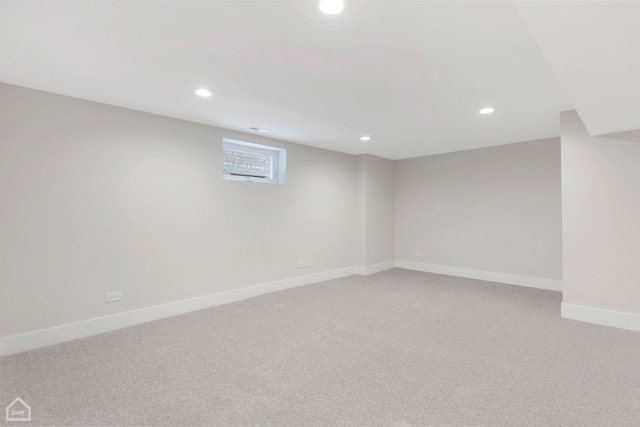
[561,303,640,332]
[0,261,562,356]
[355,260,395,276]
[394,260,562,292]
[0,266,357,356]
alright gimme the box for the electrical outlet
[414,251,422,257]
[297,260,311,268]
[105,291,122,303]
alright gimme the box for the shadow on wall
[599,129,640,143]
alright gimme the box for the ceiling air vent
[248,126,272,134]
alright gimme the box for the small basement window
[222,139,286,184]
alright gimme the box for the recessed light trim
[360,136,371,141]
[479,107,495,115]
[195,88,213,97]
[319,0,344,15]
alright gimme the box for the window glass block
[222,139,285,184]
[223,149,273,179]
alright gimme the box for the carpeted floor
[2,268,640,426]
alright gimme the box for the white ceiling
[0,1,581,159]
[514,1,640,138]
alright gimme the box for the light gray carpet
[2,268,640,426]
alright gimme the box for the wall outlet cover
[106,291,122,303]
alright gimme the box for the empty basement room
[2,1,640,426]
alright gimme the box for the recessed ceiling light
[319,0,344,15]
[360,136,371,141]
[479,107,495,115]
[195,88,213,97]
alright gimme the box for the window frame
[222,138,286,184]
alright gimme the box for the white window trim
[222,138,287,184]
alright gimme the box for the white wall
[0,83,360,338]
[0,82,569,343]
[395,138,562,280]
[561,110,640,316]
[357,154,395,267]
